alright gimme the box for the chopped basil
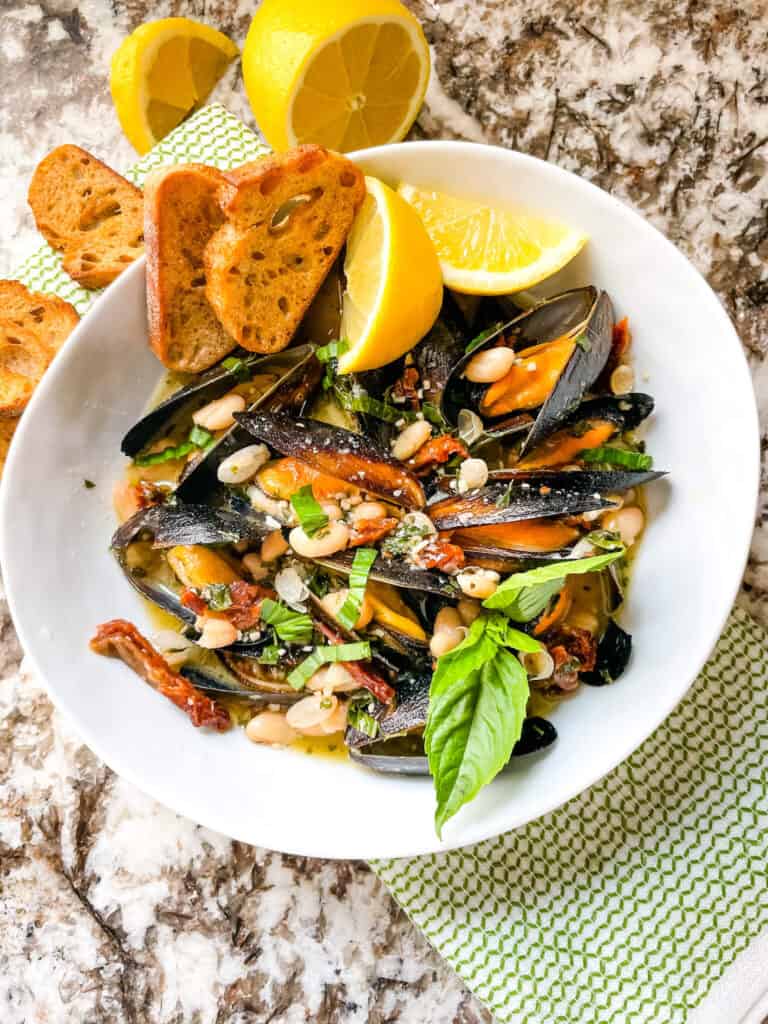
[422,402,448,428]
[287,641,371,690]
[258,643,282,665]
[83,479,95,489]
[316,339,350,363]
[465,321,505,356]
[336,548,377,630]
[347,697,380,738]
[221,356,251,382]
[188,424,214,449]
[381,517,433,558]
[290,485,329,537]
[582,446,653,471]
[202,583,232,611]
[575,333,592,352]
[260,598,314,645]
[134,423,214,467]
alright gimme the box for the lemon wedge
[397,184,589,295]
[242,0,429,152]
[111,18,239,154]
[339,176,442,374]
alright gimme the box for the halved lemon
[338,176,442,374]
[397,184,589,295]
[111,18,239,155]
[242,0,430,152]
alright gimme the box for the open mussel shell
[316,551,456,596]
[428,469,662,530]
[180,651,302,705]
[564,392,655,433]
[234,411,426,509]
[349,716,558,774]
[412,308,467,410]
[441,287,599,426]
[175,345,323,504]
[581,619,632,686]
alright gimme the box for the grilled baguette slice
[0,280,79,352]
[0,417,18,475]
[144,164,237,372]
[0,319,53,417]
[204,145,366,353]
[28,145,144,290]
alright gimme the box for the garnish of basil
[336,547,377,631]
[290,485,329,537]
[287,641,371,690]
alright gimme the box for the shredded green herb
[260,598,314,645]
[582,446,653,471]
[347,697,380,738]
[316,339,350,363]
[258,643,282,665]
[336,548,377,630]
[188,424,214,448]
[290,485,329,537]
[135,424,215,466]
[202,583,232,611]
[465,321,505,356]
[575,333,592,352]
[287,641,371,690]
[221,356,251,382]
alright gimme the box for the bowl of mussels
[0,140,759,858]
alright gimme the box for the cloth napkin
[15,104,768,1024]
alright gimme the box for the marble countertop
[1,1,767,1021]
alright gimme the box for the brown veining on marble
[1,0,767,1020]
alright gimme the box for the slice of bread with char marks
[28,145,144,290]
[0,280,79,352]
[204,144,366,353]
[144,164,237,372]
[0,319,53,417]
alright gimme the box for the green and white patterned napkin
[15,104,767,1024]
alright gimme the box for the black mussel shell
[562,392,655,433]
[112,502,268,550]
[412,312,467,409]
[345,668,430,751]
[317,551,456,596]
[235,411,426,509]
[175,346,323,503]
[441,287,598,426]
[519,291,614,456]
[581,619,632,686]
[428,469,662,530]
[180,654,301,705]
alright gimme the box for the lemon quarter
[397,184,589,295]
[111,18,239,154]
[339,176,442,374]
[242,0,430,152]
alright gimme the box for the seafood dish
[91,170,667,835]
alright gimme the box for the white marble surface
[0,0,767,1021]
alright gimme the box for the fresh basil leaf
[347,696,380,738]
[134,440,195,466]
[464,320,508,355]
[483,550,625,620]
[221,356,252,382]
[287,641,371,690]
[585,529,624,551]
[425,617,529,837]
[259,598,314,645]
[316,339,350,363]
[290,485,328,537]
[336,547,377,630]
[582,446,653,470]
[189,424,214,448]
[258,643,281,665]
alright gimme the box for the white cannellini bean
[610,364,635,395]
[261,528,289,562]
[216,444,269,484]
[246,711,298,746]
[429,607,466,658]
[464,346,516,383]
[307,663,358,693]
[320,501,343,521]
[197,618,240,649]
[289,521,349,558]
[458,457,489,494]
[286,693,347,735]
[319,589,373,629]
[192,392,246,432]
[520,649,555,680]
[602,506,644,546]
[350,501,389,524]
[457,598,481,626]
[242,552,269,581]
[247,485,293,524]
[391,420,432,461]
[456,567,500,600]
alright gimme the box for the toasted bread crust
[144,164,237,373]
[0,280,79,353]
[0,319,53,417]
[28,145,144,290]
[204,145,366,353]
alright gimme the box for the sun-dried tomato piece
[180,588,208,616]
[90,619,231,731]
[391,366,421,408]
[348,516,398,548]
[407,435,469,476]
[411,535,465,572]
[314,621,395,703]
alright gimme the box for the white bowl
[1,141,758,859]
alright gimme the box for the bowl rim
[0,139,760,859]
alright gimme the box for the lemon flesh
[111,18,239,155]
[397,184,589,295]
[339,176,443,374]
[242,0,429,152]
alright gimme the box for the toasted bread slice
[0,319,53,417]
[28,145,144,290]
[204,145,366,352]
[0,417,17,476]
[144,164,237,373]
[0,280,79,353]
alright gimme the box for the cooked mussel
[412,312,467,410]
[348,715,557,774]
[234,411,426,509]
[581,619,632,685]
[316,551,455,596]
[180,651,303,705]
[428,469,662,530]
